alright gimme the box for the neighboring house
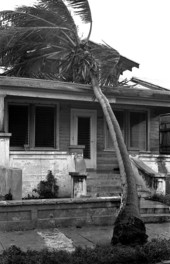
[0,62,170,198]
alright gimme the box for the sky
[0,0,170,88]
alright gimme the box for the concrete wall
[0,197,120,231]
[10,152,75,198]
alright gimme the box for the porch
[0,76,170,199]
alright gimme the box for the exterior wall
[7,98,170,197]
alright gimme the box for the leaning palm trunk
[0,0,148,246]
[91,75,148,245]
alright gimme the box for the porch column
[0,95,5,132]
[0,95,11,167]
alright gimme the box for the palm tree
[0,0,147,245]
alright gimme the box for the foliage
[4,189,13,200]
[1,239,170,264]
[0,0,120,87]
[147,193,170,206]
[0,189,13,201]
[33,170,59,199]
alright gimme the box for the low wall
[10,151,75,198]
[0,197,120,231]
[138,154,170,194]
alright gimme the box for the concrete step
[97,164,117,170]
[87,171,121,197]
[140,199,170,223]
[87,185,122,195]
[87,179,120,187]
[140,206,170,215]
[87,171,120,179]
[141,214,170,223]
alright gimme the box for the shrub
[33,170,59,199]
[148,193,170,206]
[1,239,170,264]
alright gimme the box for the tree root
[111,216,148,246]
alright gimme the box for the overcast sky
[0,0,170,88]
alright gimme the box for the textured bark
[91,75,148,245]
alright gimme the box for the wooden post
[0,95,5,132]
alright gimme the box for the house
[1,61,170,199]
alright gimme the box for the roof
[0,76,170,107]
[119,56,139,74]
[131,77,169,91]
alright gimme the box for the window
[129,111,147,150]
[159,114,170,154]
[9,105,29,147]
[105,109,148,151]
[105,110,124,150]
[8,104,58,149]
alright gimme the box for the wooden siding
[59,102,170,170]
[150,107,170,153]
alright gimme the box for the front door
[70,109,97,169]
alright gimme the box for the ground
[1,223,170,253]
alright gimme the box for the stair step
[87,176,120,182]
[141,214,170,223]
[140,207,170,214]
[87,179,120,186]
[87,185,122,194]
[97,159,118,164]
[97,165,117,170]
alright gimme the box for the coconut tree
[0,0,147,245]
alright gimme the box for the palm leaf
[89,41,120,86]
[66,0,92,24]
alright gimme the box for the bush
[1,239,170,264]
[148,193,170,206]
[23,170,59,200]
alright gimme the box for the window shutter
[78,117,90,159]
[160,114,170,154]
[9,105,29,147]
[35,106,55,147]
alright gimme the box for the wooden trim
[104,108,149,152]
[127,109,149,151]
[7,101,59,150]
[1,76,170,105]
[70,109,97,169]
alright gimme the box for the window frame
[127,109,149,151]
[104,109,125,151]
[7,100,59,150]
[104,108,149,152]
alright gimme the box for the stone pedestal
[69,172,87,198]
[0,133,11,167]
[69,145,87,198]
[68,145,85,157]
[0,166,22,200]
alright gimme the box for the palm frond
[89,41,120,86]
[65,0,92,24]
[0,1,120,87]
[37,0,77,31]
